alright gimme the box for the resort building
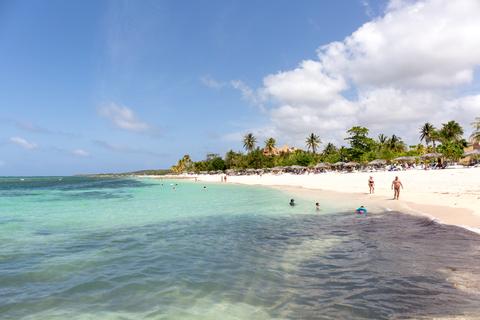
[262,145,298,156]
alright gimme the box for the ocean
[0,176,479,319]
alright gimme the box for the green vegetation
[171,119,477,173]
[471,117,480,143]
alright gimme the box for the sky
[1,0,480,175]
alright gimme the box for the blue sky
[2,0,480,175]
[0,0,378,175]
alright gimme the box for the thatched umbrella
[332,161,345,167]
[369,159,387,165]
[394,156,418,162]
[288,165,305,169]
[463,149,480,157]
[344,161,359,167]
[314,162,330,169]
[421,152,443,159]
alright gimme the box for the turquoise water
[1,176,480,319]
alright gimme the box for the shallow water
[0,176,479,319]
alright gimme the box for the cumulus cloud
[237,0,480,145]
[98,103,149,132]
[72,149,90,157]
[9,136,37,150]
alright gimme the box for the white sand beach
[188,168,480,231]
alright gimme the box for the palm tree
[419,122,436,147]
[388,134,406,152]
[305,133,321,154]
[471,117,480,143]
[243,133,256,152]
[322,142,337,155]
[440,120,464,143]
[377,134,387,145]
[264,137,276,153]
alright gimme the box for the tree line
[171,118,480,173]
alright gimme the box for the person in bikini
[391,176,404,200]
[368,176,375,194]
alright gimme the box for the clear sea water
[1,176,479,320]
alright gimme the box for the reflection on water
[0,177,479,319]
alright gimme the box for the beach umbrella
[421,152,443,159]
[288,165,305,169]
[394,156,418,162]
[463,149,480,157]
[344,161,359,167]
[314,163,330,168]
[332,161,345,167]
[369,159,387,165]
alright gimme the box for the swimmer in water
[289,199,295,206]
[355,205,367,215]
[315,202,320,211]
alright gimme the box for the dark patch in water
[0,176,154,192]
[61,191,133,200]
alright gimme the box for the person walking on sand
[391,176,403,200]
[368,176,375,194]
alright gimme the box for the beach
[189,168,480,231]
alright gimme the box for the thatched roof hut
[421,152,443,159]
[369,159,387,165]
[394,156,418,162]
[344,161,359,167]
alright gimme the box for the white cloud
[9,136,37,150]
[319,0,480,89]
[200,75,225,89]
[262,60,347,106]
[231,80,265,110]
[98,103,149,132]
[236,0,480,146]
[72,149,90,157]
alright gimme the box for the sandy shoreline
[155,168,480,232]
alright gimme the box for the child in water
[355,205,367,215]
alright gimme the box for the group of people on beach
[288,175,404,216]
[368,176,404,200]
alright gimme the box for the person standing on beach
[368,176,375,194]
[391,176,403,200]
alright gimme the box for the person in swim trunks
[391,176,403,200]
[368,176,375,194]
